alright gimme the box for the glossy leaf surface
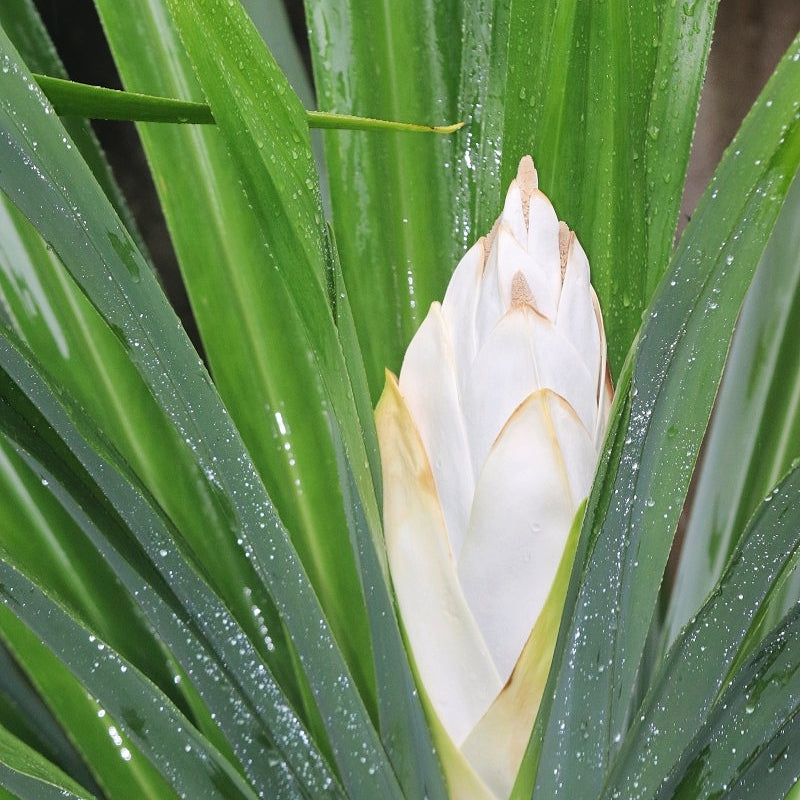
[305,0,462,398]
[659,604,800,800]
[600,464,800,799]
[0,0,142,242]
[2,3,800,800]
[0,135,296,713]
[665,171,800,647]
[530,30,800,800]
[0,724,94,800]
[93,0,377,707]
[308,0,718,394]
[0,564,258,800]
[0,331,341,799]
[0,25,399,800]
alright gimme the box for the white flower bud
[376,156,612,799]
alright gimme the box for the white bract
[376,156,613,799]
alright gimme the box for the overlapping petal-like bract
[377,157,613,799]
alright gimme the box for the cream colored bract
[377,156,613,799]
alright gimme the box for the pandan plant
[0,1,799,799]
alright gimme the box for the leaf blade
[306,0,463,398]
[0,330,341,799]
[93,0,380,711]
[664,170,800,648]
[0,723,95,800]
[599,464,800,799]
[658,604,800,800]
[531,30,800,799]
[0,26,401,799]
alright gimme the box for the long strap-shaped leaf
[0,564,260,800]
[529,30,800,800]
[0,6,301,711]
[0,603,181,799]
[153,0,382,544]
[89,0,377,718]
[0,27,402,800]
[328,238,448,799]
[656,602,800,800]
[599,464,800,798]
[117,1,442,795]
[0,0,144,253]
[0,640,100,794]
[497,0,717,373]
[0,724,94,800]
[0,332,342,799]
[305,0,461,400]
[664,172,800,647]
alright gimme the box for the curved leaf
[0,606,181,800]
[0,0,142,247]
[0,565,258,800]
[658,604,800,800]
[306,0,462,398]
[599,463,800,799]
[0,641,98,794]
[93,0,378,711]
[530,30,800,800]
[497,1,717,374]
[0,27,401,799]
[0,724,94,800]
[0,191,297,712]
[665,170,800,647]
[0,328,342,798]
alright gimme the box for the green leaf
[309,0,718,394]
[0,723,95,800]
[241,0,316,110]
[0,642,98,794]
[664,170,800,648]
[0,329,340,798]
[32,73,459,132]
[0,26,401,799]
[142,4,442,792]
[92,0,380,709]
[598,463,800,798]
[657,604,800,800]
[530,30,800,799]
[0,606,181,800]
[0,179,298,714]
[306,0,463,399]
[0,423,179,706]
[0,0,143,249]
[33,74,215,123]
[496,0,717,374]
[239,0,326,207]
[327,227,382,500]
[0,567,258,800]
